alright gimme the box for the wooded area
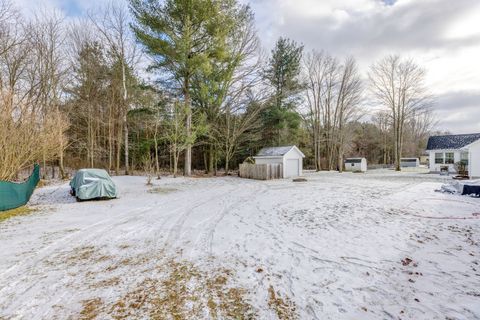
[0,0,439,181]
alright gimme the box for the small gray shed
[400,158,420,168]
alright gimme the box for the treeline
[0,0,436,180]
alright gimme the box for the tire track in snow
[0,181,234,317]
[0,206,152,278]
[0,181,224,315]
[0,206,154,301]
[195,181,269,255]
[163,179,244,249]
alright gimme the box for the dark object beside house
[440,166,449,175]
[462,185,480,197]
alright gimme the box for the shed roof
[255,145,304,157]
[426,133,480,150]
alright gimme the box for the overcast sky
[14,0,480,133]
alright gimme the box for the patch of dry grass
[0,206,37,223]
[64,246,112,266]
[44,246,112,269]
[79,298,103,320]
[61,253,296,320]
[109,259,256,320]
[90,277,121,289]
[268,285,297,320]
[147,187,178,194]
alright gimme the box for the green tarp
[0,164,40,211]
[70,169,117,201]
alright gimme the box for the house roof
[255,146,304,158]
[426,133,480,150]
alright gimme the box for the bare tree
[303,50,327,171]
[0,4,70,180]
[303,51,362,171]
[217,91,265,174]
[0,91,69,181]
[215,43,265,175]
[28,11,69,178]
[66,22,108,170]
[373,111,392,165]
[89,2,139,175]
[0,0,20,58]
[369,55,432,171]
[334,57,362,172]
[403,108,436,157]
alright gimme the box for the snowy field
[0,170,479,319]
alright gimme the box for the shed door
[285,159,300,177]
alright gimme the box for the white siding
[428,150,461,173]
[344,158,367,172]
[285,159,300,177]
[469,142,480,178]
[283,148,303,177]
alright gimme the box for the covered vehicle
[70,169,117,201]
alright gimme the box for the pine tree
[130,0,233,176]
[262,37,303,146]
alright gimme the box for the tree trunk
[42,153,46,179]
[124,115,129,175]
[108,109,113,173]
[208,144,214,174]
[169,147,173,174]
[184,77,192,176]
[90,121,94,168]
[173,145,178,178]
[337,137,344,173]
[203,148,208,173]
[214,146,218,176]
[394,117,401,171]
[59,143,66,180]
[225,153,230,175]
[116,129,121,175]
[154,132,160,179]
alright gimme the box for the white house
[253,146,305,178]
[344,158,367,172]
[426,133,480,178]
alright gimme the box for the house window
[435,153,443,164]
[445,152,454,164]
[460,152,469,165]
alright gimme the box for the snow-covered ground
[0,170,479,319]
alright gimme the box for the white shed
[253,146,305,178]
[400,158,420,167]
[344,158,367,172]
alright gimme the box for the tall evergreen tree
[190,4,260,174]
[130,0,233,176]
[262,37,303,146]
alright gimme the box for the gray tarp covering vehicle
[70,169,117,201]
